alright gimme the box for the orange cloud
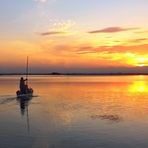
[76,44,148,55]
[127,38,148,44]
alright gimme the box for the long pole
[26,56,29,85]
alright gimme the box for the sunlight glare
[134,57,148,67]
[129,81,148,93]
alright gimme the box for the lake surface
[0,75,148,148]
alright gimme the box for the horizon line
[0,72,148,76]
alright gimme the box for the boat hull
[16,88,33,98]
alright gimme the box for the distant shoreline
[0,73,148,76]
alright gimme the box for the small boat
[16,57,33,98]
[16,88,33,98]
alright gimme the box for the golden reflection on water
[128,76,148,93]
[129,81,148,93]
[33,76,148,126]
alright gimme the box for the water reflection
[17,96,32,116]
[1,76,148,148]
[17,96,32,133]
[129,81,148,93]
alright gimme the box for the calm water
[0,75,148,148]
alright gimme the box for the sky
[0,0,148,73]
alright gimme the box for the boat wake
[0,95,38,105]
[0,95,17,105]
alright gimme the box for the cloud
[76,44,148,55]
[37,20,76,36]
[88,27,137,34]
[34,0,48,3]
[128,38,148,43]
[38,31,65,36]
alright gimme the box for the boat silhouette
[16,57,33,98]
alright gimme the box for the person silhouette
[20,77,27,94]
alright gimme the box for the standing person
[20,77,27,93]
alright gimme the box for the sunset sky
[0,0,148,73]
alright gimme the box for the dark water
[0,75,148,148]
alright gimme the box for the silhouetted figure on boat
[20,77,28,94]
[16,77,33,96]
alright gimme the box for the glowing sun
[135,57,148,67]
